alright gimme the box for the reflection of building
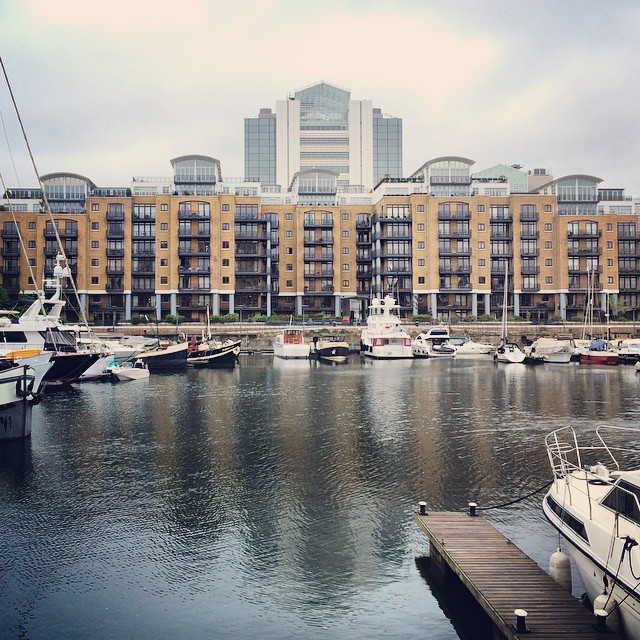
[1,153,639,325]
[244,81,403,192]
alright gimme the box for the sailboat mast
[501,260,509,342]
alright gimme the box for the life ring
[16,375,35,398]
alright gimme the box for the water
[1,356,640,639]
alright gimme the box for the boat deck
[414,510,623,639]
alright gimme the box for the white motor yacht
[412,326,456,358]
[360,296,412,360]
[543,425,640,638]
[273,326,310,359]
[525,337,575,364]
[110,359,150,382]
[448,336,495,355]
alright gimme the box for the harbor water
[2,355,640,639]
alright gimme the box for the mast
[501,260,509,342]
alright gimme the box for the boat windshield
[601,479,640,525]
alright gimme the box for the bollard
[418,501,427,516]
[468,502,477,517]
[594,609,608,632]
[513,609,529,633]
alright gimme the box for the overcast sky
[1,0,639,195]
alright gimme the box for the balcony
[1,228,19,238]
[106,211,125,221]
[304,219,333,228]
[106,267,125,276]
[520,231,540,240]
[304,270,334,278]
[1,247,20,257]
[304,237,333,246]
[520,248,539,257]
[106,248,125,257]
[438,210,471,221]
[178,265,210,275]
[568,230,602,239]
[106,283,124,292]
[178,210,210,220]
[520,266,540,275]
[304,285,334,293]
[567,247,602,256]
[439,248,472,257]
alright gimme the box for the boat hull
[0,397,33,441]
[273,343,310,359]
[187,340,240,368]
[315,344,349,363]
[43,352,101,385]
[579,353,619,365]
[140,342,188,372]
[494,343,526,363]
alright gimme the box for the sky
[1,0,639,194]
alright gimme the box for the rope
[464,480,553,512]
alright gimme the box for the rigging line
[0,109,20,186]
[0,55,90,331]
[0,170,40,297]
[462,479,553,512]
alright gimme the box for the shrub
[165,314,185,324]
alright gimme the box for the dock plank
[414,511,622,640]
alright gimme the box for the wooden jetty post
[414,510,623,639]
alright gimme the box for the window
[159,241,168,249]
[160,223,169,231]
[418,276,425,284]
[478,223,485,231]
[222,241,229,249]
[342,212,349,220]
[416,241,424,250]
[608,276,614,284]
[222,204,229,212]
[545,259,553,267]
[91,203,99,211]
[418,259,425,267]
[608,259,614,267]
[28,258,35,266]
[342,264,349,271]
[607,241,613,249]
[286,213,293,220]
[286,263,293,271]
[286,230,293,238]
[91,222,99,231]
[286,280,293,287]
[417,223,425,231]
[545,241,552,249]
[545,223,552,231]
[91,259,99,267]
[91,277,99,285]
[342,279,349,287]
[606,223,612,231]
[91,241,99,249]
[222,223,230,230]
[479,276,486,284]
[545,205,552,212]
[546,276,553,284]
[160,204,168,212]
[342,230,349,238]
[478,241,485,250]
[478,259,485,267]
[28,276,34,284]
[28,221,36,230]
[286,247,293,255]
[219,259,228,267]
[28,240,36,248]
[417,205,424,212]
[342,247,349,255]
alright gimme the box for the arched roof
[409,156,475,179]
[531,174,603,192]
[40,172,97,190]
[170,154,220,166]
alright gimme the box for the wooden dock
[414,511,622,639]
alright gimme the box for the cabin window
[602,480,640,525]
[546,496,588,541]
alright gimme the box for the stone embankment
[93,321,638,353]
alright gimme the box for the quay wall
[93,322,638,353]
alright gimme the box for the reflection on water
[1,355,639,639]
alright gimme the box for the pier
[414,510,622,639]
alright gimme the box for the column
[334,295,341,318]
[170,292,177,316]
[296,294,302,316]
[472,293,478,317]
[514,292,520,318]
[559,293,567,320]
[229,293,235,315]
[125,293,132,321]
[412,296,418,315]
[484,293,491,316]
[212,292,220,316]
[155,296,161,321]
[430,292,438,318]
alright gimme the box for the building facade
[244,82,403,191]
[1,155,638,326]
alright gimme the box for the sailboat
[186,306,240,367]
[494,261,525,363]
[578,271,619,365]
